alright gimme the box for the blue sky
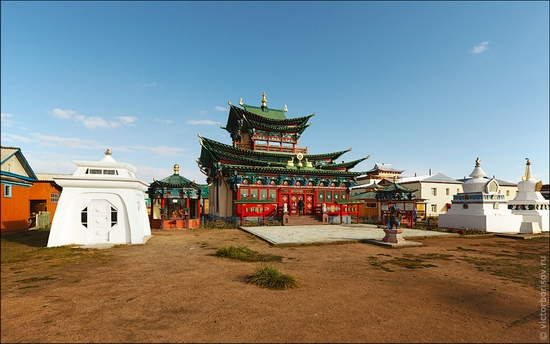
[2,1,548,185]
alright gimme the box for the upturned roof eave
[220,163,364,177]
[200,136,352,162]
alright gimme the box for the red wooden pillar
[185,198,190,228]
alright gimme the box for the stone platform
[240,224,456,246]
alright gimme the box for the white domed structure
[507,159,549,233]
[438,158,521,233]
[47,150,151,247]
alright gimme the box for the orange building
[28,174,63,226]
[1,147,38,235]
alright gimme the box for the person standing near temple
[297,197,305,215]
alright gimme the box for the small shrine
[507,159,549,233]
[438,158,521,233]
[47,150,151,247]
[147,164,203,229]
[375,177,418,228]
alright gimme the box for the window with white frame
[431,188,437,196]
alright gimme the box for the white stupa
[47,150,151,247]
[507,159,549,233]
[438,158,521,233]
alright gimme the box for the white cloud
[471,41,490,54]
[1,133,33,144]
[186,119,222,125]
[49,108,138,129]
[50,108,76,119]
[1,113,16,127]
[116,116,137,126]
[155,118,174,124]
[214,106,228,112]
[131,145,185,157]
[31,134,103,150]
[81,116,121,129]
[139,82,157,88]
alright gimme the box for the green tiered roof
[149,164,200,189]
[198,94,368,186]
[198,135,354,168]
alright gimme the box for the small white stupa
[507,159,549,233]
[438,158,521,233]
[47,150,151,247]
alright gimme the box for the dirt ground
[1,228,549,343]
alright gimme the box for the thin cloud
[1,133,33,144]
[137,82,157,88]
[186,119,222,125]
[31,133,104,150]
[155,118,174,124]
[214,106,228,112]
[49,108,137,129]
[471,41,490,54]
[1,113,16,127]
[131,145,185,157]
[116,116,137,126]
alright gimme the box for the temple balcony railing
[253,144,307,154]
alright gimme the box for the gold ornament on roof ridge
[105,149,112,155]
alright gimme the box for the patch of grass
[247,264,300,289]
[215,245,283,262]
[389,257,437,269]
[16,276,56,283]
[459,256,543,289]
[418,253,455,260]
[367,256,394,272]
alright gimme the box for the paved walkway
[241,224,456,246]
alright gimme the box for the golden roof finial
[239,97,244,106]
[174,164,179,175]
[105,149,112,155]
[261,92,267,108]
[475,157,481,167]
[283,104,288,112]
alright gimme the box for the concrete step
[284,215,326,226]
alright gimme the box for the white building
[398,172,463,217]
[438,158,521,233]
[47,150,151,247]
[508,159,549,233]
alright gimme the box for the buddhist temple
[147,164,203,229]
[197,93,367,224]
[438,158,521,233]
[507,159,549,233]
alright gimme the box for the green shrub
[247,264,300,289]
[215,245,283,262]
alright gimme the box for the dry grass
[215,245,283,262]
[246,264,300,289]
[1,230,112,292]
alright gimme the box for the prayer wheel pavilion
[197,93,367,224]
[147,164,203,229]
